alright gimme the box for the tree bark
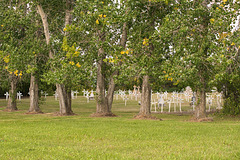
[195,76,207,119]
[57,84,73,115]
[107,70,118,110]
[37,4,53,58]
[28,74,42,113]
[96,47,111,114]
[139,75,151,115]
[7,75,18,111]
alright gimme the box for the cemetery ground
[0,96,240,160]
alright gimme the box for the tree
[211,0,240,115]
[164,0,238,120]
[69,0,128,116]
[36,0,77,115]
[126,0,175,117]
[0,0,36,111]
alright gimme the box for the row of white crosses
[151,91,186,113]
[4,91,23,101]
[71,91,79,99]
[4,91,49,101]
[82,89,95,103]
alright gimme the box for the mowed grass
[0,96,240,160]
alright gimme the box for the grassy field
[0,96,239,160]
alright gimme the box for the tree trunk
[96,47,111,115]
[139,75,151,115]
[106,22,127,111]
[37,4,53,58]
[56,84,73,115]
[195,77,207,119]
[28,74,42,113]
[107,70,118,110]
[7,75,18,111]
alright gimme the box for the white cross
[4,92,9,101]
[44,92,48,98]
[17,91,23,101]
[82,89,86,97]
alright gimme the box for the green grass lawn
[0,97,239,160]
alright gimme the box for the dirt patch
[52,112,76,116]
[134,114,163,121]
[190,117,214,122]
[90,112,117,117]
[25,111,44,115]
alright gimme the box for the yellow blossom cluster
[76,62,81,68]
[109,59,115,63]
[96,13,107,25]
[143,38,149,46]
[210,18,215,24]
[62,37,81,58]
[3,55,10,63]
[9,70,23,78]
[99,14,106,18]
[121,49,131,55]
[69,61,75,65]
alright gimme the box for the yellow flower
[121,51,125,54]
[210,18,215,24]
[103,15,106,18]
[76,62,81,68]
[19,72,22,76]
[1,25,3,27]
[99,14,103,18]
[14,70,18,76]
[96,19,99,24]
[125,50,129,54]
[216,7,219,10]
[101,1,104,4]
[164,74,168,78]
[231,42,235,46]
[109,59,115,63]
[73,51,80,57]
[63,28,67,31]
[3,55,10,63]
[5,66,8,70]
[163,71,166,74]
[9,71,12,74]
[222,0,227,2]
[69,61,75,65]
[143,38,149,46]
[221,55,224,58]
